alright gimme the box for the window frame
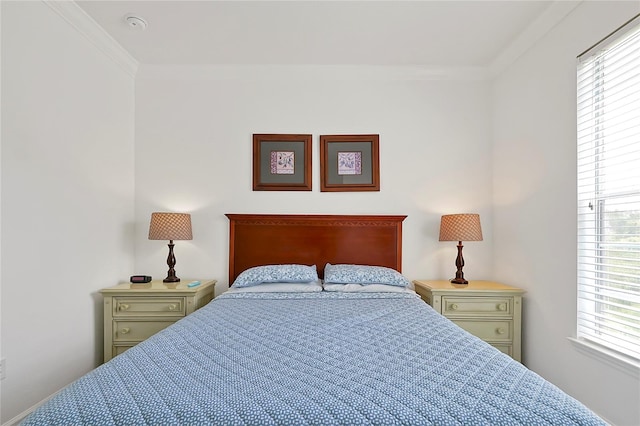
[576,13,640,365]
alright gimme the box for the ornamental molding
[44,1,138,77]
[226,214,407,228]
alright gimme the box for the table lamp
[439,213,483,284]
[148,212,193,283]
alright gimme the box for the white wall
[492,2,640,425]
[4,1,638,425]
[133,66,494,292]
[0,2,135,422]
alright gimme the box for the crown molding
[44,0,138,77]
[136,64,492,82]
[40,1,583,82]
[489,0,583,77]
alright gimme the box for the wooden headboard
[226,214,407,283]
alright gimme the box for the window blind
[577,14,640,361]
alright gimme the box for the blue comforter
[23,292,605,425]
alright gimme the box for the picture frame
[320,134,380,192]
[253,134,312,191]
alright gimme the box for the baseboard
[1,388,62,426]
[3,408,29,426]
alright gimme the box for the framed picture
[253,134,312,191]
[320,134,380,192]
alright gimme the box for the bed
[23,214,605,425]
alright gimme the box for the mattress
[23,292,605,425]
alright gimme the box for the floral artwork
[253,134,311,191]
[337,152,362,175]
[271,151,295,174]
[320,134,379,192]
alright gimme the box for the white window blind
[577,14,640,362]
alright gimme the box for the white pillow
[226,281,323,293]
[322,283,416,294]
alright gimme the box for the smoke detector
[124,14,147,31]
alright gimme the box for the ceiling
[76,1,561,68]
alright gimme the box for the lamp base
[451,241,468,285]
[163,240,180,283]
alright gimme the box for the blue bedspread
[23,292,605,425]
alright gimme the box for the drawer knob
[497,303,507,311]
[168,304,178,311]
[118,304,130,311]
[450,303,459,310]
[496,327,506,335]
[120,327,130,335]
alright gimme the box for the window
[577,14,640,362]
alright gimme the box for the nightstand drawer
[492,344,513,357]
[113,345,134,356]
[412,280,523,362]
[113,297,186,317]
[101,279,216,363]
[442,297,512,317]
[112,320,176,342]
[454,320,512,341]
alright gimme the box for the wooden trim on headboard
[226,214,407,283]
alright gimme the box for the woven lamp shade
[148,212,193,241]
[439,214,483,242]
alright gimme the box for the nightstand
[413,280,524,362]
[100,279,216,362]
